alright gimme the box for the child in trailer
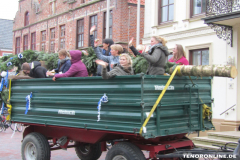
[52,50,88,81]
[46,49,71,76]
[96,53,134,79]
[168,44,189,65]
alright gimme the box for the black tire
[106,142,146,160]
[21,132,51,160]
[75,142,102,160]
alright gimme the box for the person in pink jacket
[52,50,88,81]
[169,44,189,65]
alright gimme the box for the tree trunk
[169,65,237,78]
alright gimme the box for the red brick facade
[0,50,13,57]
[13,0,145,54]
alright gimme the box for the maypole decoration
[97,93,108,122]
[167,64,237,79]
[25,92,33,114]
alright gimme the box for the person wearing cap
[89,25,114,76]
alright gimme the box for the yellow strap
[8,79,11,100]
[139,66,181,136]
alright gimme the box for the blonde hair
[120,53,132,67]
[136,45,145,51]
[173,44,186,61]
[59,49,70,57]
[110,44,123,55]
[152,36,167,46]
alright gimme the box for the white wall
[143,0,239,121]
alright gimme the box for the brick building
[0,19,13,57]
[13,0,145,54]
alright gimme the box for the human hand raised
[96,59,108,68]
[90,25,96,35]
[129,37,134,47]
[94,39,99,47]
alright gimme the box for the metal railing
[220,104,236,115]
[206,0,240,17]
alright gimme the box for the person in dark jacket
[47,49,71,76]
[90,25,114,75]
[21,61,47,78]
[96,53,134,79]
[52,50,88,81]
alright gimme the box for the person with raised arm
[89,25,114,75]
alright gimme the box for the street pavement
[0,127,149,160]
[0,127,107,160]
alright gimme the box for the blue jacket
[54,59,71,74]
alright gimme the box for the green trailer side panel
[10,75,214,139]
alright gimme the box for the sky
[0,0,19,20]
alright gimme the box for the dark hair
[103,39,114,47]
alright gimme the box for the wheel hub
[112,155,127,160]
[25,142,37,160]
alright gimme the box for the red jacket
[55,50,88,78]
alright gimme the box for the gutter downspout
[136,0,140,46]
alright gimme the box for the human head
[173,44,186,60]
[102,39,114,50]
[119,53,132,67]
[21,62,31,75]
[151,36,167,46]
[58,49,70,60]
[110,44,123,56]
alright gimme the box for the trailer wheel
[106,142,145,160]
[21,132,51,160]
[75,142,102,160]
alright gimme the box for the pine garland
[132,55,148,74]
[81,47,97,75]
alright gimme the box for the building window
[189,48,209,65]
[31,32,36,50]
[23,35,28,51]
[190,0,206,17]
[41,31,46,51]
[15,37,20,54]
[77,19,84,48]
[50,1,56,15]
[89,15,98,45]
[60,25,65,49]
[103,10,113,39]
[158,0,174,24]
[50,28,55,52]
[25,12,29,26]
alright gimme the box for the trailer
[9,73,228,160]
